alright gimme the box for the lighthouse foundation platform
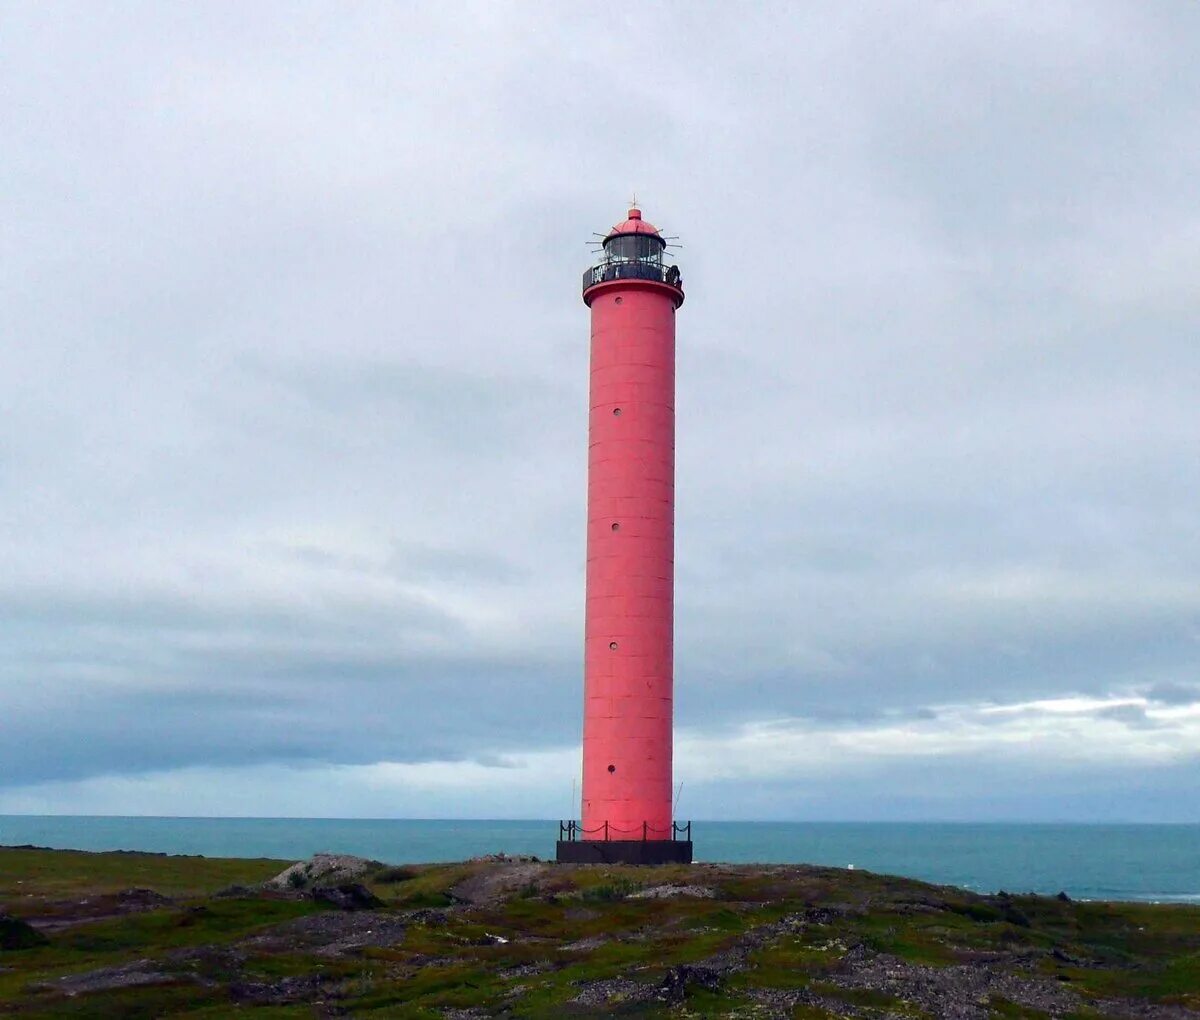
[556,820,693,864]
[555,839,693,865]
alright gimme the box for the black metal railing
[559,819,692,842]
[582,259,683,297]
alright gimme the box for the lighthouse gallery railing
[582,259,683,296]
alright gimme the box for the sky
[2,2,1198,822]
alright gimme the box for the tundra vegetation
[1,845,1197,1017]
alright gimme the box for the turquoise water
[2,817,1196,903]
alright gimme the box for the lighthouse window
[603,234,664,262]
[609,641,618,651]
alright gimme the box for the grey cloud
[3,646,579,786]
[1093,704,1152,727]
[1143,682,1200,707]
[2,3,1198,816]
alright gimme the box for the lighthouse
[557,207,692,865]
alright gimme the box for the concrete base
[556,839,693,865]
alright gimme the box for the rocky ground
[1,845,1198,1017]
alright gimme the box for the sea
[2,817,1196,903]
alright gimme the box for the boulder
[115,888,172,911]
[0,914,46,951]
[265,853,374,891]
[310,883,383,911]
[659,964,723,1004]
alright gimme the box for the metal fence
[559,819,692,842]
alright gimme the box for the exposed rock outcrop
[265,853,374,891]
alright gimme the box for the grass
[373,865,418,884]
[580,878,641,902]
[0,846,285,902]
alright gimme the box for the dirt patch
[20,887,175,933]
[826,941,1081,1018]
[628,884,715,900]
[115,887,173,910]
[570,975,660,1008]
[559,934,609,953]
[1093,1003,1200,1019]
[243,909,408,956]
[230,972,342,1006]
[35,959,186,996]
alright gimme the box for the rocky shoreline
[1,845,1198,1017]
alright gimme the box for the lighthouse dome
[605,207,662,240]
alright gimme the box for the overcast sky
[2,2,1197,821]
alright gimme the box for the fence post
[642,821,647,841]
[604,821,609,842]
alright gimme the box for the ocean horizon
[2,816,1196,904]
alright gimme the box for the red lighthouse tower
[557,207,692,864]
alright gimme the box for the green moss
[855,913,963,966]
[15,983,228,1019]
[735,930,847,990]
[52,898,317,955]
[0,898,319,1006]
[378,861,474,907]
[345,961,503,1009]
[0,846,285,901]
[179,1008,316,1019]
